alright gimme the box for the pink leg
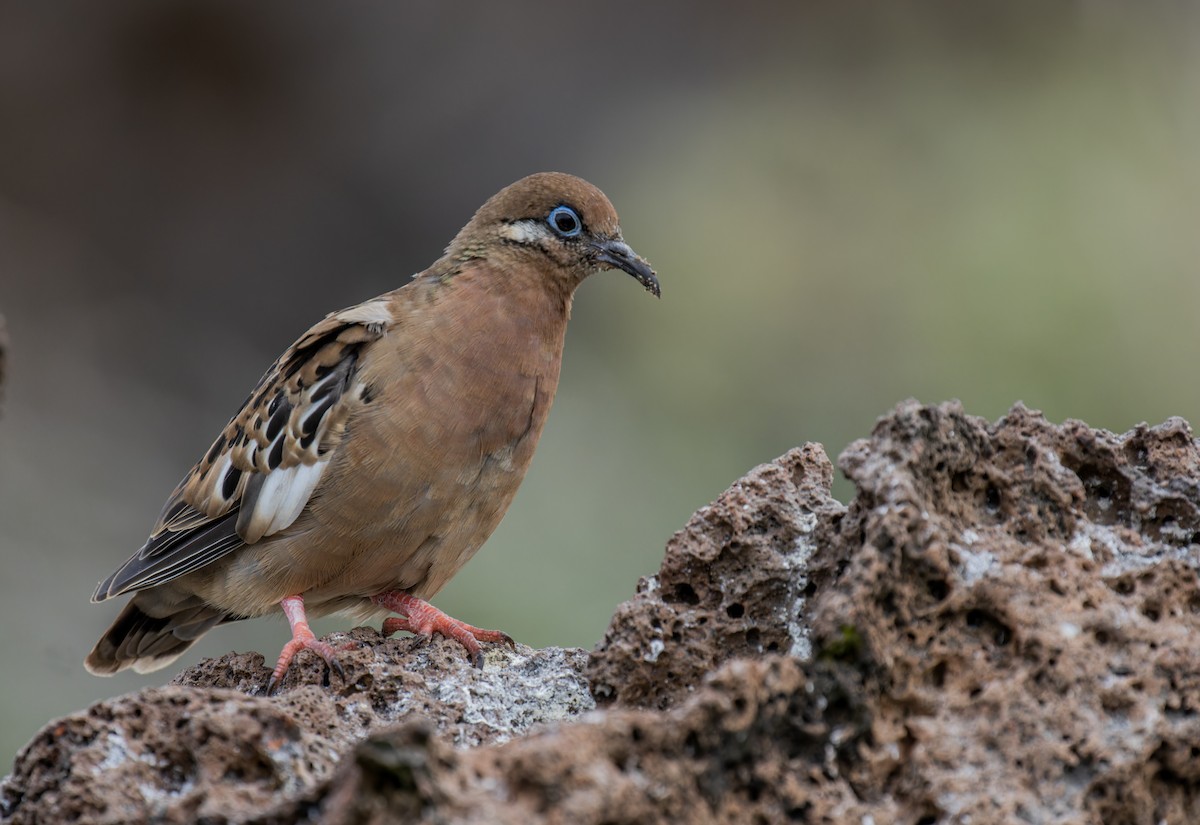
[267,594,345,694]
[373,591,514,668]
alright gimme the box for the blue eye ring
[547,205,583,238]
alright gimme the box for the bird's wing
[92,299,393,602]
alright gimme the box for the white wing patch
[238,460,329,542]
[273,461,327,531]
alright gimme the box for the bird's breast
[297,281,569,598]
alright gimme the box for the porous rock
[588,443,846,709]
[262,655,879,825]
[174,627,593,750]
[7,400,1200,824]
[808,400,1200,823]
[1,633,592,824]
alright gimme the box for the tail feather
[85,597,228,676]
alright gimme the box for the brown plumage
[86,172,659,690]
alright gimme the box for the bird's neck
[424,252,578,325]
[403,259,573,366]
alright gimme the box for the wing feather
[92,299,392,602]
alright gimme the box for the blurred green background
[3,1,1200,765]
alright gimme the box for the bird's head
[447,172,660,298]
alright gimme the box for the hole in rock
[965,609,1012,646]
[1104,577,1132,597]
[671,583,700,606]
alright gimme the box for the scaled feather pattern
[93,302,390,601]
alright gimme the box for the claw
[373,591,512,666]
[267,594,346,694]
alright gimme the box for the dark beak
[592,238,660,298]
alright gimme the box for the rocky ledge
[5,400,1200,823]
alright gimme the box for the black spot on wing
[250,381,272,411]
[302,393,337,437]
[265,395,292,441]
[221,465,241,500]
[204,434,227,466]
[310,374,341,403]
[295,357,357,449]
[238,474,265,537]
[268,436,286,470]
[283,326,348,377]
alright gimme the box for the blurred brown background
[2,1,1199,764]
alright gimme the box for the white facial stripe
[500,219,553,246]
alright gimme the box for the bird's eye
[547,205,583,238]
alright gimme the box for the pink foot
[267,594,346,694]
[373,591,514,668]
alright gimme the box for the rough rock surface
[2,633,592,823]
[174,627,593,750]
[588,442,846,709]
[810,400,1200,823]
[6,400,1200,824]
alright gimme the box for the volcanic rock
[6,400,1200,824]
